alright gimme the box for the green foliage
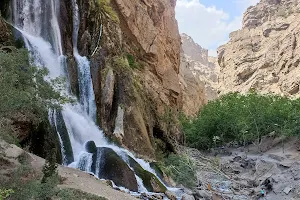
[160,153,197,189]
[0,120,19,145]
[0,189,14,200]
[96,0,119,23]
[182,92,300,150]
[0,49,70,119]
[126,54,142,70]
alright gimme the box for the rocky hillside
[180,34,219,116]
[218,0,300,96]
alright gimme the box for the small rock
[182,193,195,200]
[283,186,293,195]
[194,190,211,200]
[165,190,176,200]
[141,193,164,200]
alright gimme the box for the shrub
[182,92,300,150]
[160,153,197,189]
[96,0,119,23]
[0,189,14,200]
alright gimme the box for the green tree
[0,48,70,118]
[182,92,300,150]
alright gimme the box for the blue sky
[175,0,260,56]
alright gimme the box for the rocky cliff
[59,0,182,158]
[180,34,219,116]
[218,0,300,96]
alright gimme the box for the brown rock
[218,0,300,97]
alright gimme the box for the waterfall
[12,0,182,198]
[71,0,96,120]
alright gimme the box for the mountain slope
[180,34,219,116]
[218,0,300,96]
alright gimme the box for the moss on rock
[128,156,166,193]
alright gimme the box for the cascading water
[71,0,96,120]
[12,0,182,198]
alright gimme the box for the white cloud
[175,0,258,56]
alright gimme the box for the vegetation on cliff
[96,0,119,23]
[182,92,300,150]
[0,48,70,145]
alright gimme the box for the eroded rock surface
[218,0,300,96]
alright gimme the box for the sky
[175,0,260,56]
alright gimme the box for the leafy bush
[182,92,300,150]
[0,189,14,200]
[160,154,197,189]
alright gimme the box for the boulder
[165,190,176,200]
[85,141,97,153]
[93,147,138,192]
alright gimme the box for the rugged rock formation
[59,0,182,158]
[180,34,219,116]
[218,0,300,96]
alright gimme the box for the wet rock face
[128,156,167,193]
[218,0,300,97]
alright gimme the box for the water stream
[12,0,182,198]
